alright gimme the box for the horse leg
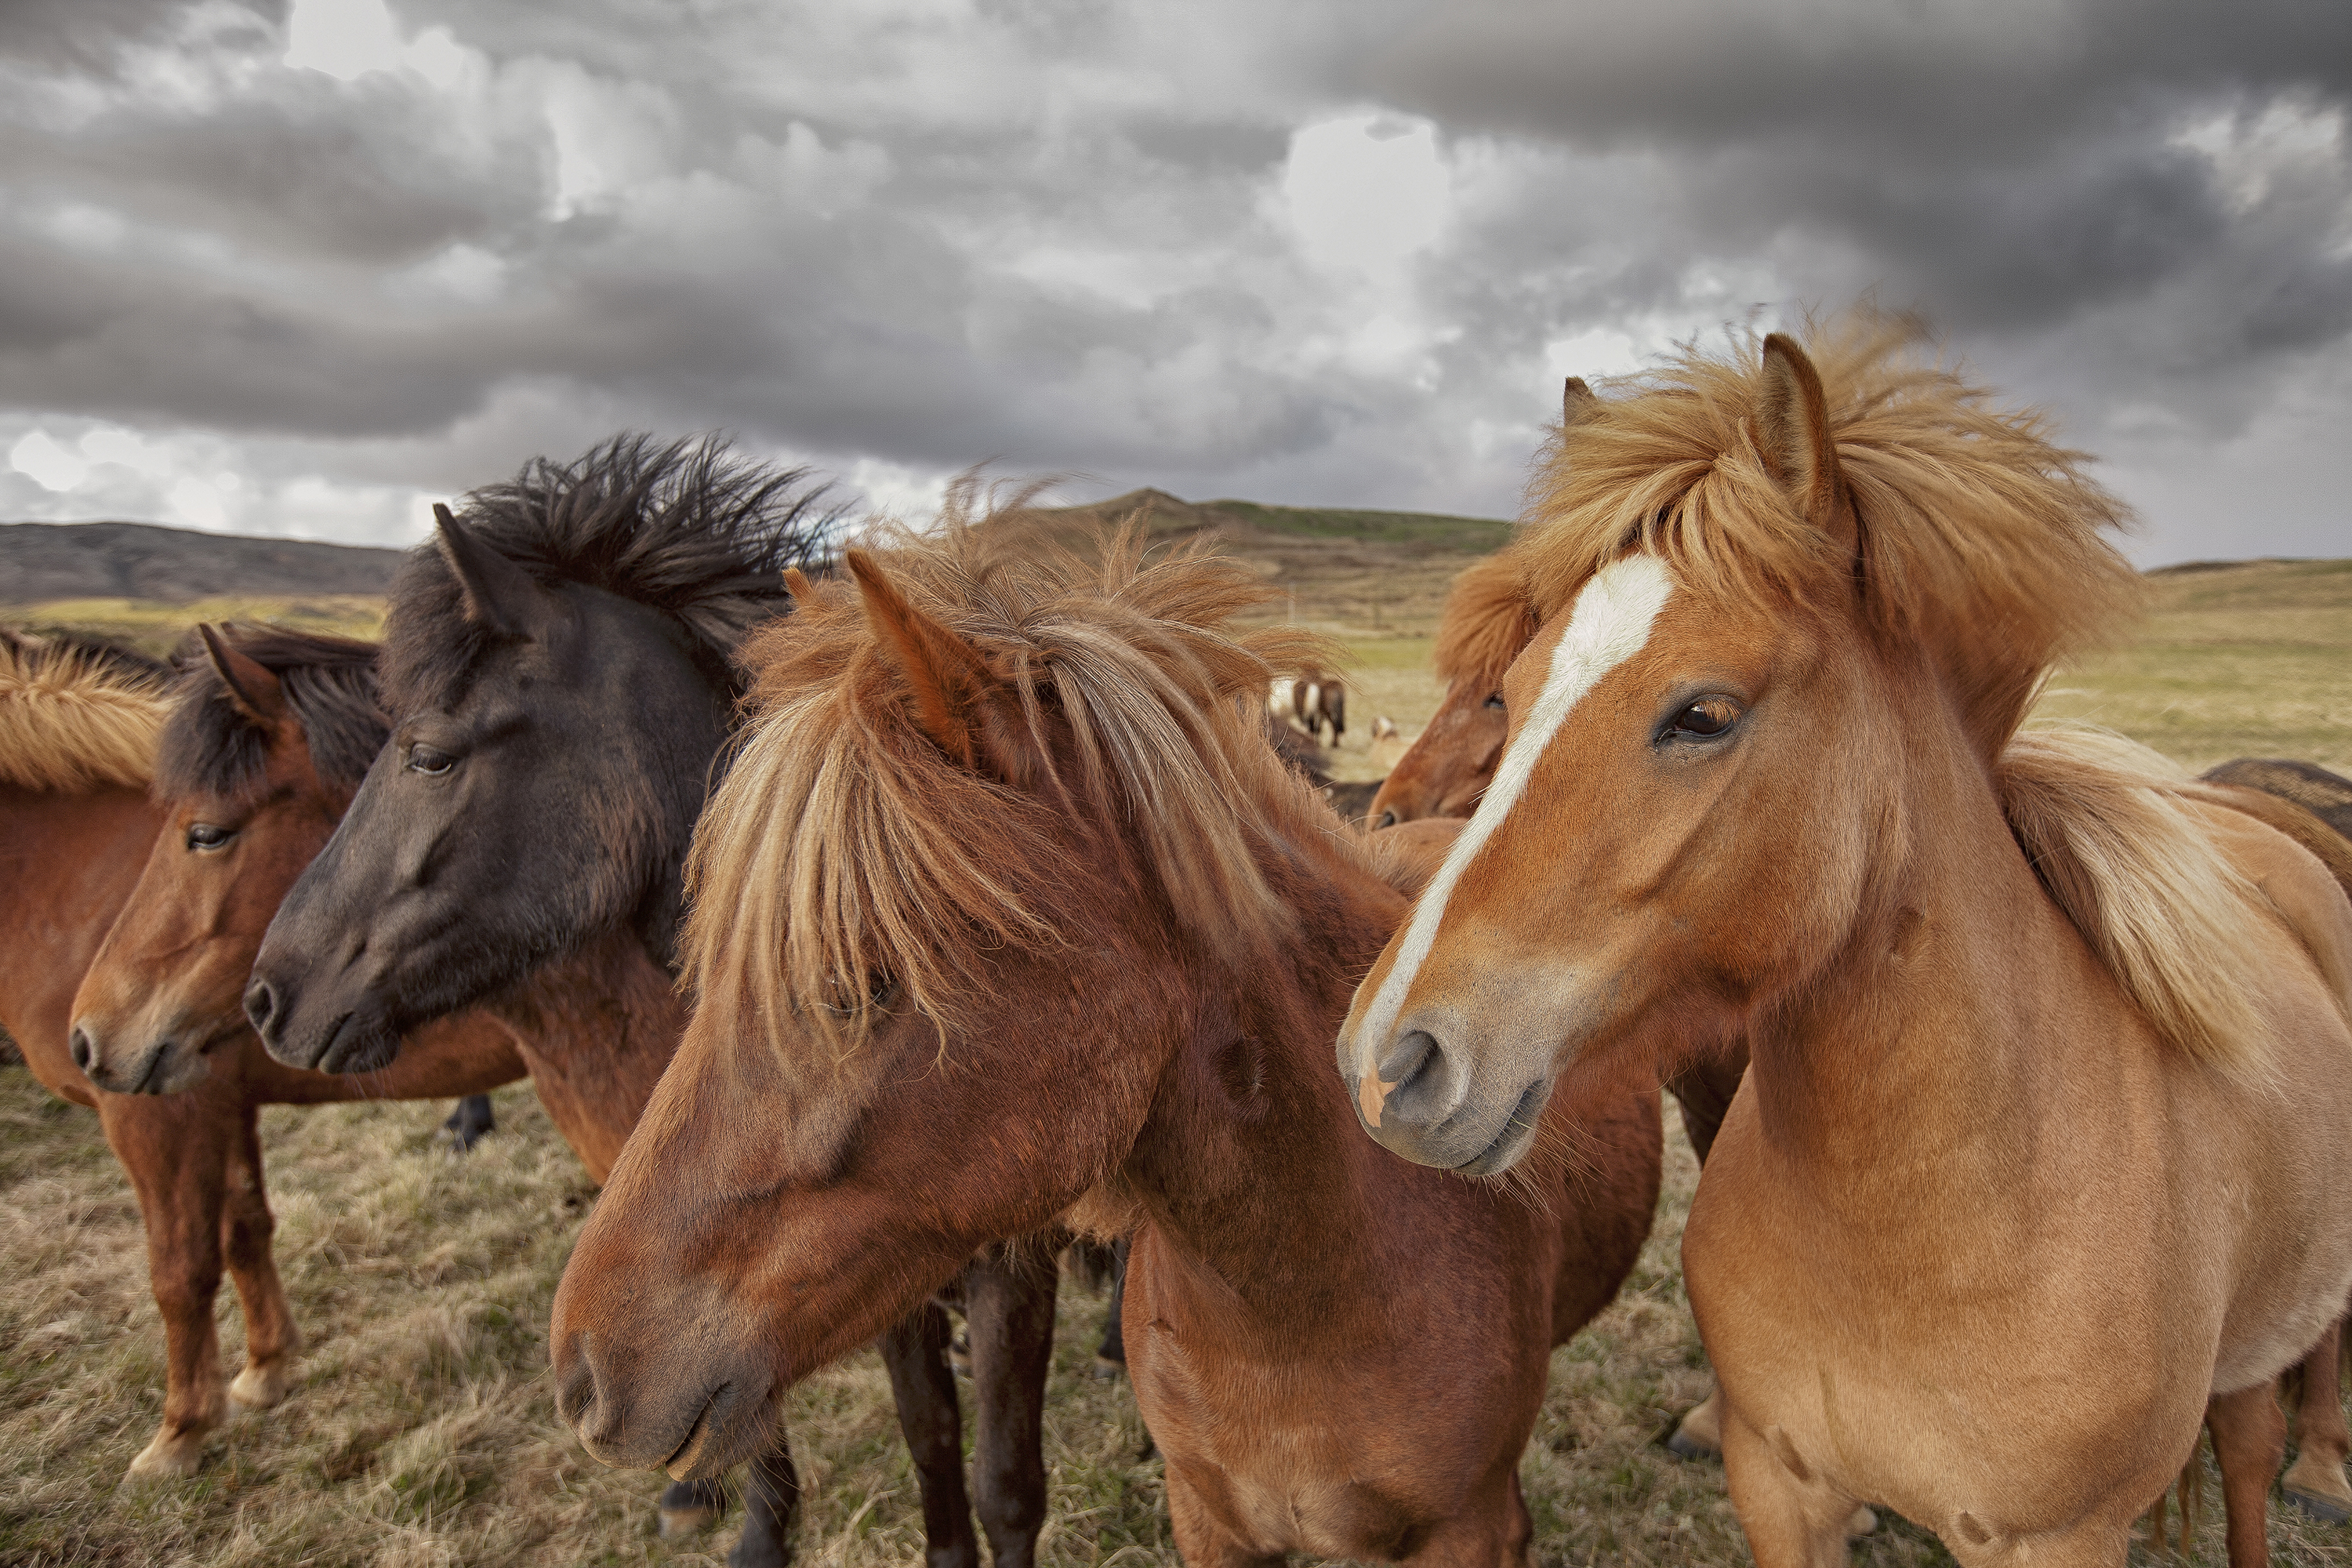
[1094,1236,1129,1374]
[2283,1314,2352,1523]
[1719,1414,1862,1568]
[728,1435,803,1568]
[442,1094,496,1152]
[965,1243,1058,1568]
[2206,1381,2286,1568]
[218,1099,303,1410]
[658,1477,731,1538]
[1662,1055,1741,1461]
[99,1090,233,1480]
[880,1300,979,1568]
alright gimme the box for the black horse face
[248,516,733,1073]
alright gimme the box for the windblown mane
[1432,552,1537,695]
[154,627,387,804]
[0,627,170,790]
[1999,726,2320,1081]
[1517,310,2141,751]
[383,434,842,713]
[683,503,1336,1052]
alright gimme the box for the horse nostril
[243,978,278,1037]
[68,1025,96,1076]
[1374,1028,1465,1130]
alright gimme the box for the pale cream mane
[0,631,169,792]
[681,506,1342,1055]
[1515,311,2292,1080]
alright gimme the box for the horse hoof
[2285,1485,2352,1526]
[125,1429,205,1481]
[1664,1427,1719,1461]
[659,1504,725,1538]
[229,1360,296,1410]
[1844,1507,1878,1537]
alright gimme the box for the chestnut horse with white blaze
[550,515,1664,1568]
[1338,318,2352,1567]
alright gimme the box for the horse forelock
[380,433,841,719]
[683,503,1356,1064]
[1515,307,2141,756]
[1432,551,1538,695]
[154,627,387,807]
[0,628,170,791]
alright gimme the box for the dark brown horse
[547,517,1664,1567]
[243,437,1058,1568]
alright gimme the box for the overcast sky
[2,0,2347,564]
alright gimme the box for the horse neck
[1118,830,1432,1330]
[482,928,688,1156]
[0,784,159,1074]
[1739,688,2121,1210]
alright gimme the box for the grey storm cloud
[0,0,2344,560]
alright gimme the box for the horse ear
[198,625,288,727]
[847,550,1030,779]
[1755,334,1846,531]
[1563,376,1600,425]
[434,503,553,638]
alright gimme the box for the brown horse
[0,630,516,1479]
[546,517,1664,1567]
[1367,551,1533,829]
[1338,316,2352,1567]
[1361,512,2352,1497]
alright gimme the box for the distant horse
[1338,316,2352,1566]
[1295,666,1346,745]
[0,630,514,1481]
[242,436,1058,1568]
[1367,550,1533,828]
[546,515,1664,1568]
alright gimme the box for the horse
[1336,314,2352,1567]
[1295,666,1346,746]
[240,436,1058,1568]
[1361,500,2352,1495]
[543,514,1664,1568]
[1367,550,1534,829]
[1,629,503,1479]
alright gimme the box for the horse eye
[1671,698,1740,739]
[1484,692,1505,710]
[186,823,236,852]
[1374,810,1397,829]
[407,743,456,776]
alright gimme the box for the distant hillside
[1028,489,1513,634]
[0,521,405,602]
[2,496,1519,651]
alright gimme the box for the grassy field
[2,597,387,659]
[3,551,2348,1566]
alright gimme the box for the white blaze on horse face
[1350,554,1675,1112]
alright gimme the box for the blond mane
[1998,726,2315,1082]
[1517,310,2142,751]
[1432,552,1537,695]
[0,630,169,792]
[681,503,1340,1055]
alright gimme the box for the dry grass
[0,597,387,659]
[4,1069,2343,1567]
[4,553,2348,1567]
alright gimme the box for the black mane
[383,434,840,713]
[155,628,387,804]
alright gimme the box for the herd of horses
[3,313,2350,1568]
